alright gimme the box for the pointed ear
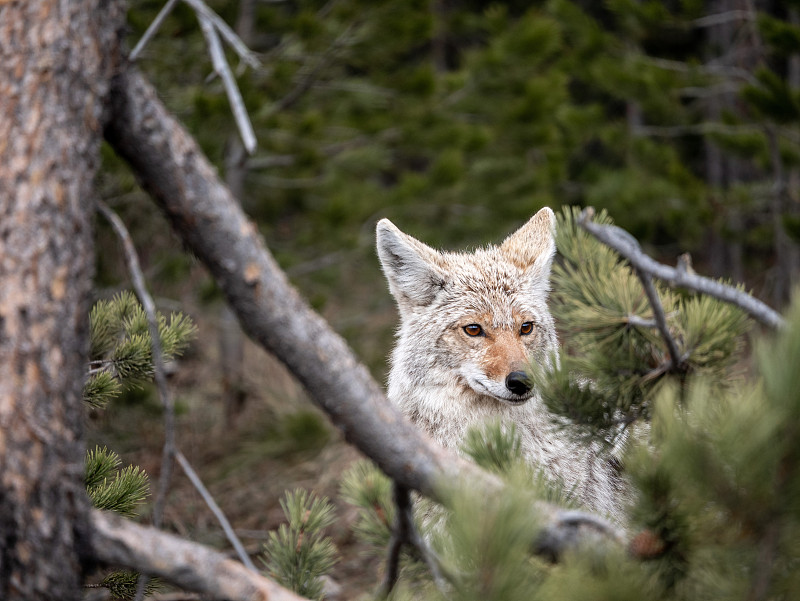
[499,207,556,276]
[376,219,446,308]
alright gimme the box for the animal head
[376,207,558,406]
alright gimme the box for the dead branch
[130,0,180,61]
[197,11,257,153]
[174,450,257,571]
[578,208,785,330]
[379,483,448,597]
[183,0,261,69]
[104,66,627,572]
[90,509,307,601]
[634,269,685,371]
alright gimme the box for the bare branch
[175,450,257,571]
[635,269,684,370]
[105,67,628,568]
[643,56,758,84]
[197,12,257,154]
[692,10,753,28]
[182,0,261,69]
[130,0,180,61]
[577,208,785,330]
[625,314,658,329]
[635,122,760,138]
[90,509,308,601]
[380,483,448,597]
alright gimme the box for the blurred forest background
[91,0,800,594]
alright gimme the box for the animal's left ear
[499,207,556,277]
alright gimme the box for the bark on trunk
[0,0,124,598]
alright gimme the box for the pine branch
[260,490,337,600]
[577,207,785,330]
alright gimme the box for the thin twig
[130,0,180,61]
[174,450,257,570]
[182,0,261,69]
[577,208,785,330]
[197,12,257,154]
[379,483,448,597]
[642,55,758,84]
[96,201,177,601]
[625,314,658,329]
[635,122,760,138]
[635,269,684,371]
[98,202,257,577]
[692,10,752,28]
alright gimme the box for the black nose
[505,371,532,396]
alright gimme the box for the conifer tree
[259,489,338,600]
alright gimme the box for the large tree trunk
[0,1,124,598]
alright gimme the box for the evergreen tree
[259,489,338,600]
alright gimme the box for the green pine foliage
[339,460,395,550]
[260,489,338,600]
[533,206,751,445]
[83,291,192,599]
[461,420,523,475]
[98,571,160,601]
[84,291,196,408]
[85,446,150,518]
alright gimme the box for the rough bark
[0,0,125,598]
[103,67,625,554]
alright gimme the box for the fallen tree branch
[578,207,785,330]
[90,509,307,601]
[104,66,626,571]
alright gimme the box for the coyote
[376,207,622,519]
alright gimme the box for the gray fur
[376,208,623,520]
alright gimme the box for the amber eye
[463,324,483,337]
[520,322,534,336]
